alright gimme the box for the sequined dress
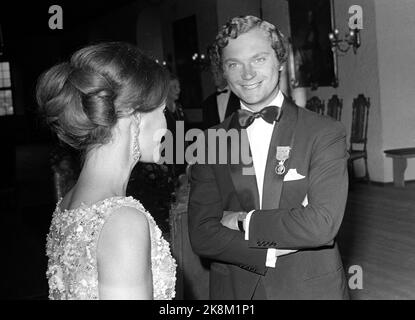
[46,196,176,300]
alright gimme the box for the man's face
[222,28,282,112]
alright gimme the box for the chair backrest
[350,94,370,150]
[305,96,325,115]
[326,94,343,121]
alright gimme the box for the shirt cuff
[266,248,278,268]
[244,210,255,240]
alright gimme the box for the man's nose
[241,64,256,80]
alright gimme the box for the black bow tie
[216,89,228,95]
[237,105,280,128]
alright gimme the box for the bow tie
[237,105,280,128]
[216,89,229,95]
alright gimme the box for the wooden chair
[305,96,325,115]
[348,94,370,182]
[326,94,343,121]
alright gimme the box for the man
[188,16,349,299]
[201,57,240,129]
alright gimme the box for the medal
[275,164,286,175]
[275,146,291,175]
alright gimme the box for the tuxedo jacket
[201,90,240,129]
[188,96,350,300]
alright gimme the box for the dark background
[288,0,335,88]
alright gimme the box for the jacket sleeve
[248,121,349,250]
[188,163,268,275]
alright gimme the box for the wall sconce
[329,27,361,54]
[155,59,167,66]
[191,52,210,71]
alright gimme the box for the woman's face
[136,103,167,163]
[168,79,180,101]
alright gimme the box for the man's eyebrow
[252,52,271,58]
[224,52,271,63]
[223,57,240,64]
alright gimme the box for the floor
[337,181,415,299]
[2,143,415,299]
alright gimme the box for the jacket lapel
[227,112,260,211]
[210,94,220,125]
[262,96,299,210]
[225,92,241,118]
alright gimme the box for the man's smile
[240,81,263,90]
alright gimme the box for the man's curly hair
[209,15,288,73]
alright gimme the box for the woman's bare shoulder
[97,205,153,299]
[101,206,150,241]
[97,205,151,259]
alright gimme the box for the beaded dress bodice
[46,196,176,300]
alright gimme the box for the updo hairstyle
[36,42,169,151]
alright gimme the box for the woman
[165,73,187,177]
[38,42,176,300]
[165,73,186,125]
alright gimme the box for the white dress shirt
[240,90,294,268]
[216,86,230,122]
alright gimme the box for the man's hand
[221,211,245,231]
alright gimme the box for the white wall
[374,0,415,182]
[262,0,290,36]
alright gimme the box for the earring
[132,114,141,162]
